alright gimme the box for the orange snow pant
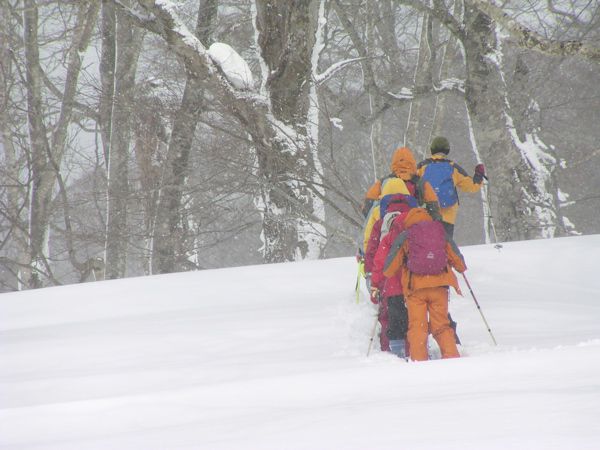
[406,286,460,361]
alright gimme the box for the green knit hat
[430,136,450,154]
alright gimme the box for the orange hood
[403,207,432,228]
[390,147,417,180]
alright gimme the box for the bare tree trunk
[509,53,576,237]
[461,5,561,240]
[0,4,29,289]
[303,0,328,259]
[253,0,324,261]
[152,0,218,274]
[430,0,462,140]
[98,0,116,280]
[405,14,434,157]
[104,7,143,279]
[23,0,99,288]
[99,0,116,166]
[366,1,386,179]
[333,0,387,179]
[23,0,51,288]
[132,100,164,274]
[112,0,336,262]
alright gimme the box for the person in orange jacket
[384,207,467,361]
[361,147,440,258]
[417,136,485,237]
[361,147,418,217]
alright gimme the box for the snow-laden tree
[252,0,328,261]
[150,0,218,274]
[398,0,600,241]
[2,0,599,291]
[112,0,332,263]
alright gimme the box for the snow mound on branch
[208,42,254,90]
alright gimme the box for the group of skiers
[359,136,486,361]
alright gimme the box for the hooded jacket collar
[391,147,417,180]
[403,207,433,228]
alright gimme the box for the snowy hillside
[1,235,600,450]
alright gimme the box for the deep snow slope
[1,235,599,449]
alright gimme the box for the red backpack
[406,220,447,275]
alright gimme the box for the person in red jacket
[367,194,416,355]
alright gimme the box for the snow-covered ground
[1,235,599,449]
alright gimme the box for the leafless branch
[469,0,600,63]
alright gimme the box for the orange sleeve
[365,180,382,200]
[446,240,466,273]
[421,181,437,204]
[453,165,482,194]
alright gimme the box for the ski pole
[366,311,379,357]
[462,273,497,346]
[355,259,366,304]
[366,295,382,357]
[482,181,500,244]
[355,261,363,303]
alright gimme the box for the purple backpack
[407,220,447,275]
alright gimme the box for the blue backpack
[420,159,458,208]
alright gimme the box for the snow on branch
[435,77,465,94]
[386,77,465,102]
[314,57,366,85]
[112,0,160,32]
[113,0,263,103]
[113,0,211,71]
[207,43,254,90]
[387,87,414,101]
[469,0,600,63]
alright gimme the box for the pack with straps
[420,159,458,208]
[380,212,400,239]
[406,220,447,275]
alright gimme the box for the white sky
[1,235,599,449]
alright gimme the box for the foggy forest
[1,0,599,291]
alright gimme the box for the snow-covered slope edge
[1,235,599,450]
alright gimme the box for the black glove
[473,163,486,183]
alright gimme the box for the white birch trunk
[302,0,328,259]
[104,9,143,279]
[459,6,565,241]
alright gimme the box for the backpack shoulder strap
[383,230,408,273]
[452,162,469,177]
[429,158,453,165]
[417,159,433,169]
